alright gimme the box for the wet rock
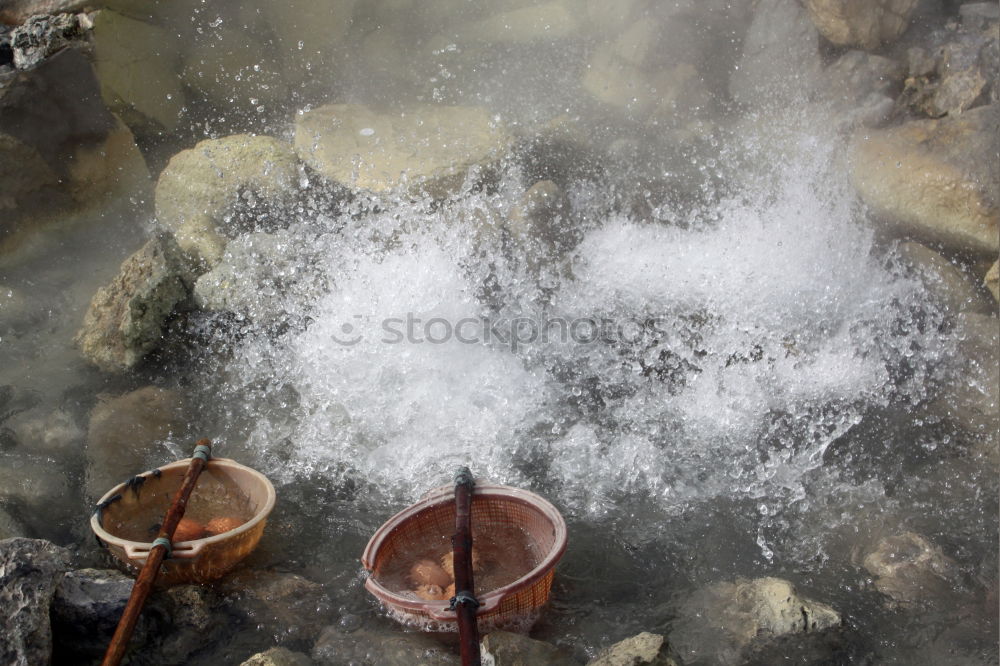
[0,450,71,506]
[155,134,300,267]
[3,407,83,456]
[480,631,575,665]
[311,625,460,665]
[581,14,713,123]
[241,647,314,666]
[929,32,996,117]
[897,242,995,315]
[729,0,823,106]
[92,10,185,132]
[294,103,510,200]
[859,532,963,608]
[850,105,999,256]
[50,568,138,659]
[84,386,186,500]
[193,228,320,322]
[75,234,195,373]
[815,50,904,127]
[149,583,226,664]
[0,132,60,234]
[455,2,580,45]
[0,538,71,666]
[9,12,90,70]
[930,312,1000,439]
[588,632,679,666]
[220,570,331,643]
[985,260,999,302]
[670,577,841,666]
[0,506,26,540]
[0,0,88,25]
[66,115,151,206]
[804,0,917,50]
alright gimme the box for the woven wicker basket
[361,482,567,632]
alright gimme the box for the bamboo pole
[452,467,481,666]
[101,439,213,666]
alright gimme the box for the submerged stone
[671,577,841,666]
[850,105,1000,256]
[804,0,917,50]
[241,647,313,666]
[293,103,510,200]
[588,632,680,666]
[92,10,184,132]
[729,0,823,106]
[897,242,995,316]
[480,631,575,666]
[84,385,187,500]
[859,532,963,608]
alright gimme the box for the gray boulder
[294,103,510,200]
[804,0,917,50]
[815,50,904,128]
[84,386,187,500]
[480,631,575,665]
[193,228,321,322]
[50,568,138,659]
[670,577,841,666]
[588,632,679,666]
[75,233,195,373]
[155,134,300,267]
[897,242,995,316]
[858,532,963,608]
[219,570,331,643]
[850,105,999,256]
[0,538,71,666]
[930,312,1000,444]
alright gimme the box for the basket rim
[361,481,568,617]
[89,457,276,550]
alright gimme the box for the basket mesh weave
[364,485,566,632]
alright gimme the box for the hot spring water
[181,118,991,659]
[2,2,995,662]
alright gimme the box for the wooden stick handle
[101,439,213,666]
[453,467,481,666]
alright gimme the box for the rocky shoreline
[1,0,997,664]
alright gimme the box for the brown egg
[409,559,451,588]
[440,549,483,578]
[413,584,449,601]
[172,517,205,542]
[205,516,244,536]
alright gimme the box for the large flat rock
[850,105,999,256]
[294,103,510,199]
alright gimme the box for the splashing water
[212,122,947,536]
